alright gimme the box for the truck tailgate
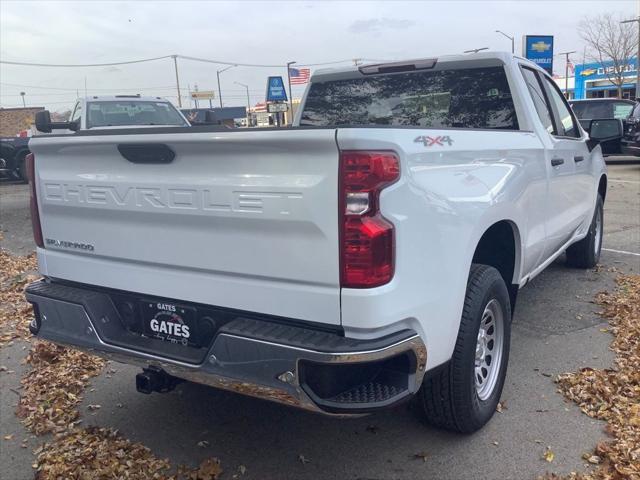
[29,128,341,324]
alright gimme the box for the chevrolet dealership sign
[523,35,554,74]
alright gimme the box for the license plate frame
[140,300,198,348]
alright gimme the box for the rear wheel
[16,151,28,183]
[566,194,603,269]
[418,264,511,433]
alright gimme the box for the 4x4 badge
[414,135,453,147]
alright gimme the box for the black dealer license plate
[141,300,197,347]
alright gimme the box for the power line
[0,54,362,69]
[0,81,177,92]
[0,55,174,68]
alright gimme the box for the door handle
[117,144,175,164]
[551,157,564,167]
[574,156,585,163]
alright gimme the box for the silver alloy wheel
[474,299,504,401]
[594,205,602,258]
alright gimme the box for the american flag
[289,67,311,85]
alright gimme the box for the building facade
[0,107,44,137]
[573,58,637,100]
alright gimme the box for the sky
[0,0,637,112]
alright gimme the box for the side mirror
[35,110,52,133]
[34,110,79,133]
[586,118,623,151]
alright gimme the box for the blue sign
[266,76,288,102]
[574,58,637,99]
[524,35,554,74]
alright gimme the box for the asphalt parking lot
[1,162,639,480]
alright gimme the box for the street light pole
[235,81,251,127]
[286,61,296,125]
[495,30,515,54]
[558,50,576,98]
[621,17,640,100]
[20,92,25,107]
[171,55,182,108]
[216,65,236,108]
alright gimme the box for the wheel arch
[471,220,521,310]
[598,174,607,203]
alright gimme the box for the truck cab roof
[312,52,543,82]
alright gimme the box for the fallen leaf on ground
[412,451,429,462]
[0,249,38,348]
[15,341,104,435]
[539,274,640,480]
[543,446,555,463]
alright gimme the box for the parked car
[0,136,30,182]
[621,102,640,156]
[26,52,617,433]
[569,98,636,155]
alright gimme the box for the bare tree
[579,13,636,98]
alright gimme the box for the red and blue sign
[524,35,554,74]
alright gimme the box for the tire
[566,194,603,269]
[16,152,28,184]
[418,264,511,433]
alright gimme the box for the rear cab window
[86,101,188,129]
[300,66,519,129]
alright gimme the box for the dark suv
[569,98,636,155]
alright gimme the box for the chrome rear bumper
[25,280,427,414]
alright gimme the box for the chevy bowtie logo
[531,41,551,53]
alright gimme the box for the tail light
[339,151,400,288]
[26,153,44,248]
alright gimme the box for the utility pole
[621,16,640,100]
[84,77,88,97]
[352,58,363,66]
[558,50,576,98]
[495,30,515,54]
[171,55,182,108]
[235,81,251,127]
[286,61,296,125]
[20,92,26,107]
[216,65,236,108]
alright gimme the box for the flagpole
[286,61,296,125]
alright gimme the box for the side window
[540,76,580,138]
[520,67,554,134]
[71,102,82,123]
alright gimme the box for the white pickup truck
[25,52,619,433]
